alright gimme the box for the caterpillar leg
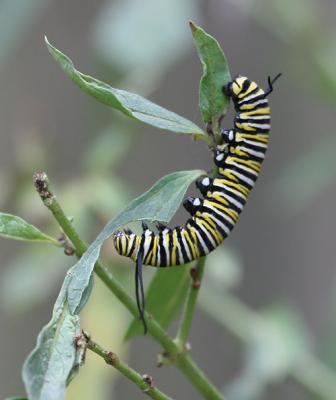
[214,143,229,167]
[196,176,213,196]
[222,81,234,97]
[156,222,168,232]
[221,128,235,145]
[222,79,238,97]
[183,196,202,214]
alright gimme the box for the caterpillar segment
[113,74,280,332]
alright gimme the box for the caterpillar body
[113,74,280,331]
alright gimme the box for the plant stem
[176,354,223,400]
[291,352,336,399]
[211,116,221,144]
[33,171,225,400]
[33,172,87,255]
[176,257,206,347]
[85,335,173,400]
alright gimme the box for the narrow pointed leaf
[190,21,231,123]
[65,169,205,315]
[0,212,58,245]
[45,37,206,139]
[125,267,191,339]
[22,273,80,400]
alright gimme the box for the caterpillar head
[113,230,131,256]
[113,231,123,255]
[113,228,139,262]
[223,76,249,98]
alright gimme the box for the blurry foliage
[1,0,336,399]
[1,248,69,313]
[203,246,242,291]
[241,0,336,384]
[224,305,307,400]
[0,0,52,68]
[82,122,134,174]
[272,135,336,217]
[91,0,200,92]
[231,0,336,217]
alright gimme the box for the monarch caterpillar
[113,74,281,332]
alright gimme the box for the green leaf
[22,273,80,400]
[125,267,191,339]
[190,21,231,123]
[76,274,94,314]
[0,212,58,245]
[65,169,205,315]
[45,37,206,139]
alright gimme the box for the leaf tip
[189,20,198,35]
[44,35,52,50]
[44,35,57,58]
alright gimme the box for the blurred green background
[1,0,336,399]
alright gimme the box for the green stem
[33,172,87,255]
[86,336,173,400]
[211,115,223,146]
[176,257,206,347]
[291,352,336,399]
[176,354,223,400]
[33,171,225,400]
